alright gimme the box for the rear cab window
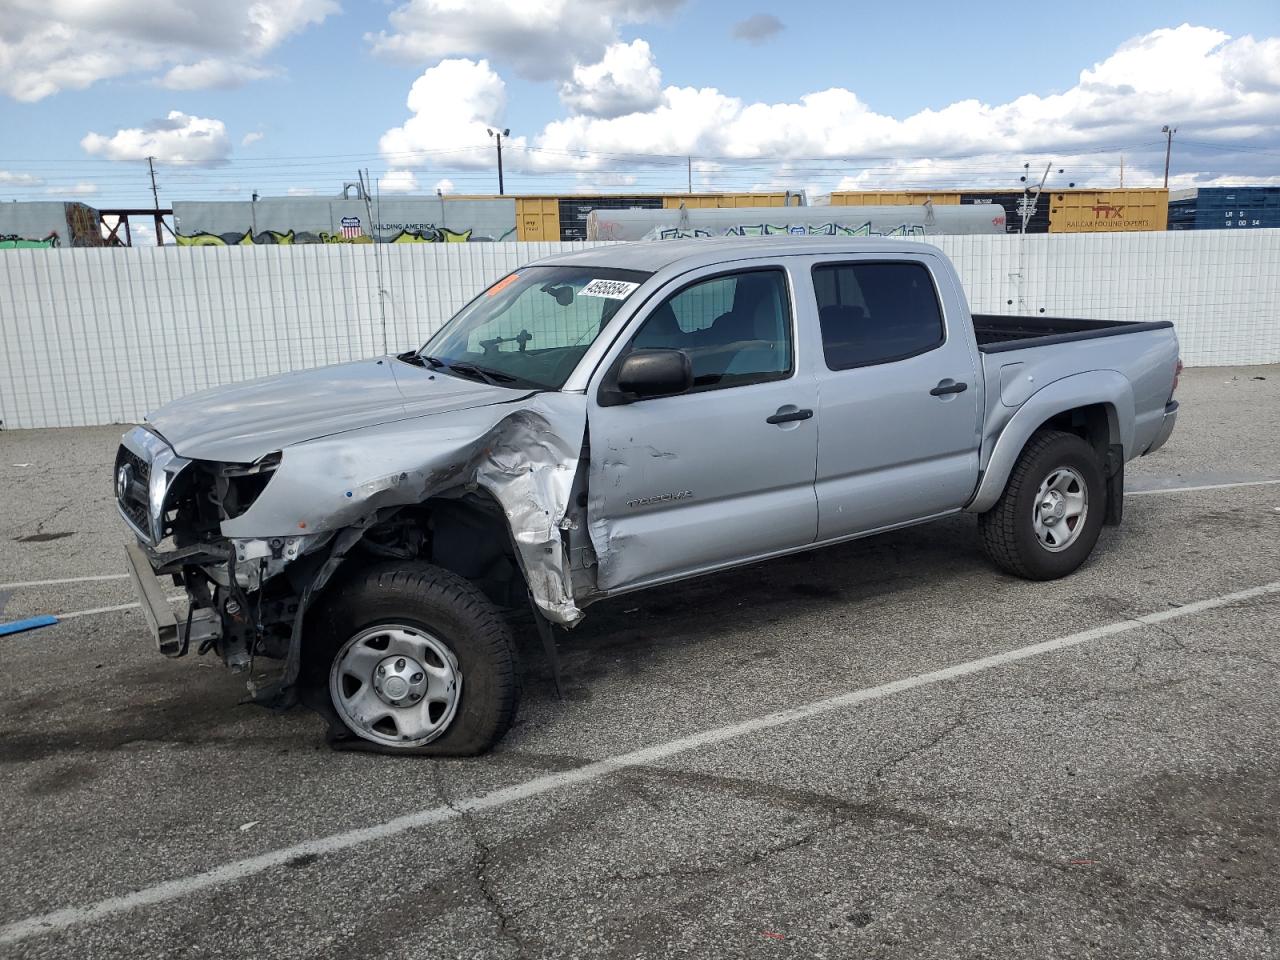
[812,261,945,370]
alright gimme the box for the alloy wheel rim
[1032,465,1088,553]
[329,624,461,747]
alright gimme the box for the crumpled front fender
[221,392,588,625]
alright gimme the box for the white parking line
[1128,478,1280,496]
[0,574,129,590]
[56,602,141,620]
[2,578,1277,947]
[54,597,184,621]
[0,597,186,627]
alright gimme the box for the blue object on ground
[0,615,59,637]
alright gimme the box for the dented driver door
[585,262,820,593]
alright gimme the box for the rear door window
[812,262,945,370]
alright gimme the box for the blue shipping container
[1192,187,1280,229]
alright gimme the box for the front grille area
[115,444,152,537]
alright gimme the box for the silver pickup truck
[116,237,1180,755]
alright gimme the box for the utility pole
[1161,125,1176,189]
[687,156,692,194]
[487,128,510,195]
[147,156,164,246]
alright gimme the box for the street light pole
[1162,125,1177,189]
[487,127,510,195]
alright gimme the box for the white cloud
[367,0,682,81]
[731,13,784,44]
[380,170,421,193]
[0,0,335,101]
[379,59,514,169]
[0,171,43,186]
[560,39,662,118]
[286,186,316,196]
[531,24,1280,185]
[434,177,455,193]
[160,58,277,90]
[241,131,265,147]
[572,171,639,192]
[48,181,98,195]
[127,218,156,246]
[81,110,232,165]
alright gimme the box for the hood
[146,357,527,462]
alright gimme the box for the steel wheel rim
[1032,465,1089,553]
[329,624,462,747]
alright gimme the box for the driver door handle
[929,380,968,397]
[766,407,814,425]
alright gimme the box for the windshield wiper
[401,351,528,388]
[444,361,517,386]
[395,351,444,369]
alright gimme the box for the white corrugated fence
[1,231,1277,430]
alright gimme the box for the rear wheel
[305,562,520,755]
[979,430,1106,580]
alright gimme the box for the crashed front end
[115,425,330,691]
[115,393,591,706]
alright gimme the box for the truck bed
[974,314,1174,353]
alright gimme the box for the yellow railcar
[1047,189,1169,233]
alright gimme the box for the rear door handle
[929,380,968,397]
[766,407,814,425]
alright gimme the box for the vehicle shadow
[522,513,989,698]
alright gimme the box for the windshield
[414,266,652,390]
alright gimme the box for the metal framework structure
[98,208,175,247]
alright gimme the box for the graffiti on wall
[174,226,484,246]
[383,226,477,243]
[0,203,103,250]
[176,212,512,246]
[0,233,60,249]
[654,220,929,240]
[65,202,104,247]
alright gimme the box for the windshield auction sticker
[486,273,520,297]
[580,278,640,299]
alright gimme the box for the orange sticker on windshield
[486,273,520,296]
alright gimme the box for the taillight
[1172,357,1183,396]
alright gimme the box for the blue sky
[1,0,1278,207]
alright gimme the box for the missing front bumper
[124,542,220,657]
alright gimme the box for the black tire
[979,430,1106,581]
[303,561,520,756]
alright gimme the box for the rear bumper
[1143,401,1179,456]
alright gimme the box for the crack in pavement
[431,762,528,959]
[603,832,813,885]
[868,715,971,792]
[3,498,95,538]
[613,765,1276,935]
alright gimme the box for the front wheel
[305,562,520,755]
[979,430,1106,580]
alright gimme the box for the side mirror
[616,349,693,399]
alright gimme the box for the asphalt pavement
[0,365,1277,959]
